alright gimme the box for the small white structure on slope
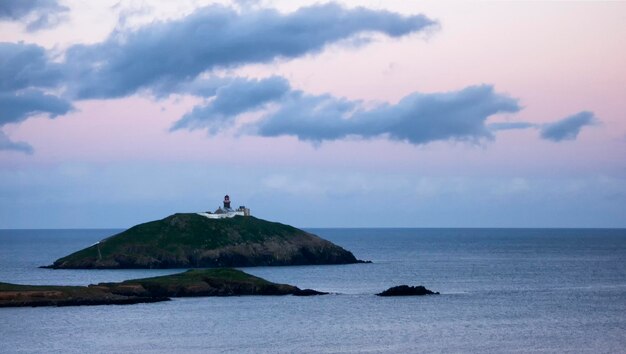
[197,195,251,219]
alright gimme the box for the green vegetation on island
[99,268,326,297]
[0,268,326,308]
[45,213,361,269]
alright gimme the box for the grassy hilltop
[46,213,360,269]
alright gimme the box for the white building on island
[197,195,251,219]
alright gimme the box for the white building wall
[197,211,245,219]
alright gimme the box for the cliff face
[46,213,360,269]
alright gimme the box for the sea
[1,228,625,353]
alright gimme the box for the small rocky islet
[376,285,439,296]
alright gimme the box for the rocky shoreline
[2,275,442,307]
[0,268,326,308]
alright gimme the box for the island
[44,213,362,269]
[376,285,439,296]
[0,268,326,308]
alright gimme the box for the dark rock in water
[376,285,439,296]
[293,288,328,296]
[44,213,362,269]
[0,268,327,308]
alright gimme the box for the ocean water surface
[1,228,625,353]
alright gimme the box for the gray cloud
[171,76,290,132]
[488,122,536,131]
[65,3,436,99]
[0,130,33,154]
[173,78,521,145]
[0,43,72,127]
[258,85,521,145]
[0,42,71,152]
[0,89,73,125]
[152,76,230,99]
[0,3,436,153]
[1,3,596,153]
[0,42,64,91]
[0,0,69,31]
[540,111,597,142]
[488,112,600,143]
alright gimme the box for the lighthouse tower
[200,195,250,219]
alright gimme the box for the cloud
[171,76,290,132]
[234,0,262,9]
[64,3,436,99]
[0,42,71,152]
[0,3,596,153]
[0,89,73,125]
[173,78,521,146]
[0,42,64,91]
[0,0,69,31]
[540,111,598,142]
[0,43,72,125]
[488,122,536,131]
[153,76,230,98]
[259,85,521,145]
[0,130,33,154]
[488,112,599,142]
[0,3,436,153]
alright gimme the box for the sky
[0,0,625,229]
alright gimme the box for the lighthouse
[199,195,250,219]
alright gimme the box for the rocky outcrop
[98,268,327,297]
[0,282,169,307]
[44,214,362,269]
[0,269,326,307]
[376,285,439,296]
